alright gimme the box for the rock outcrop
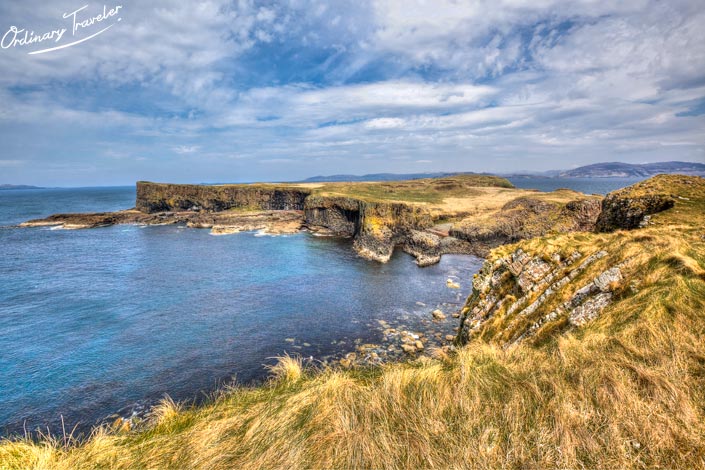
[352,201,434,263]
[303,196,434,262]
[596,189,674,232]
[136,181,311,213]
[456,245,627,347]
[450,196,602,257]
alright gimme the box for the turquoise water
[0,187,481,437]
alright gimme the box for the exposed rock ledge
[455,174,701,344]
[20,179,604,265]
[20,210,306,236]
[456,247,627,346]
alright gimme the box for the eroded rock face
[302,195,436,262]
[596,192,674,232]
[352,201,434,263]
[23,179,609,266]
[457,247,624,346]
[303,196,361,236]
[450,197,602,257]
[136,181,311,213]
[134,183,442,263]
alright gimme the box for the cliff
[457,174,705,346]
[303,195,434,262]
[135,181,311,212]
[22,175,609,265]
[133,177,605,263]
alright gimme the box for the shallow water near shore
[0,211,480,437]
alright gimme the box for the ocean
[0,177,642,437]
[506,176,644,194]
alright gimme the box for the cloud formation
[0,0,703,185]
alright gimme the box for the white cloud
[0,159,24,167]
[0,0,703,185]
[173,145,200,154]
[364,117,406,129]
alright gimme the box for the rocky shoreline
[20,178,605,266]
[101,280,469,434]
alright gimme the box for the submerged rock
[432,309,446,320]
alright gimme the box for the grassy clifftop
[310,174,514,203]
[135,174,515,211]
[3,175,704,469]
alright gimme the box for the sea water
[0,187,481,436]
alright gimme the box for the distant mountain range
[0,184,44,190]
[558,161,705,178]
[300,172,479,182]
[301,161,705,183]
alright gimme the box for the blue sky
[0,0,703,186]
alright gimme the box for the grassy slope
[310,174,515,204]
[2,175,704,470]
[308,175,599,225]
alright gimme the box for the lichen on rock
[456,245,624,347]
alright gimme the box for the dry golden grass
[2,226,704,469]
[2,175,704,470]
[313,174,514,205]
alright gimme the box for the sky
[0,0,704,186]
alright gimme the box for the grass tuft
[267,354,304,383]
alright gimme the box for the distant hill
[301,162,705,183]
[300,171,479,182]
[0,184,44,190]
[559,161,705,178]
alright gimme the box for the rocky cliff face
[136,181,312,212]
[457,245,627,347]
[596,192,674,232]
[136,182,437,263]
[303,196,434,262]
[353,201,435,263]
[27,180,608,265]
[302,196,362,236]
[449,196,602,257]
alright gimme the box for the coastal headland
[21,174,604,266]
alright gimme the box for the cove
[0,222,482,437]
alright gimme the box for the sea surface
[506,176,644,194]
[0,177,643,437]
